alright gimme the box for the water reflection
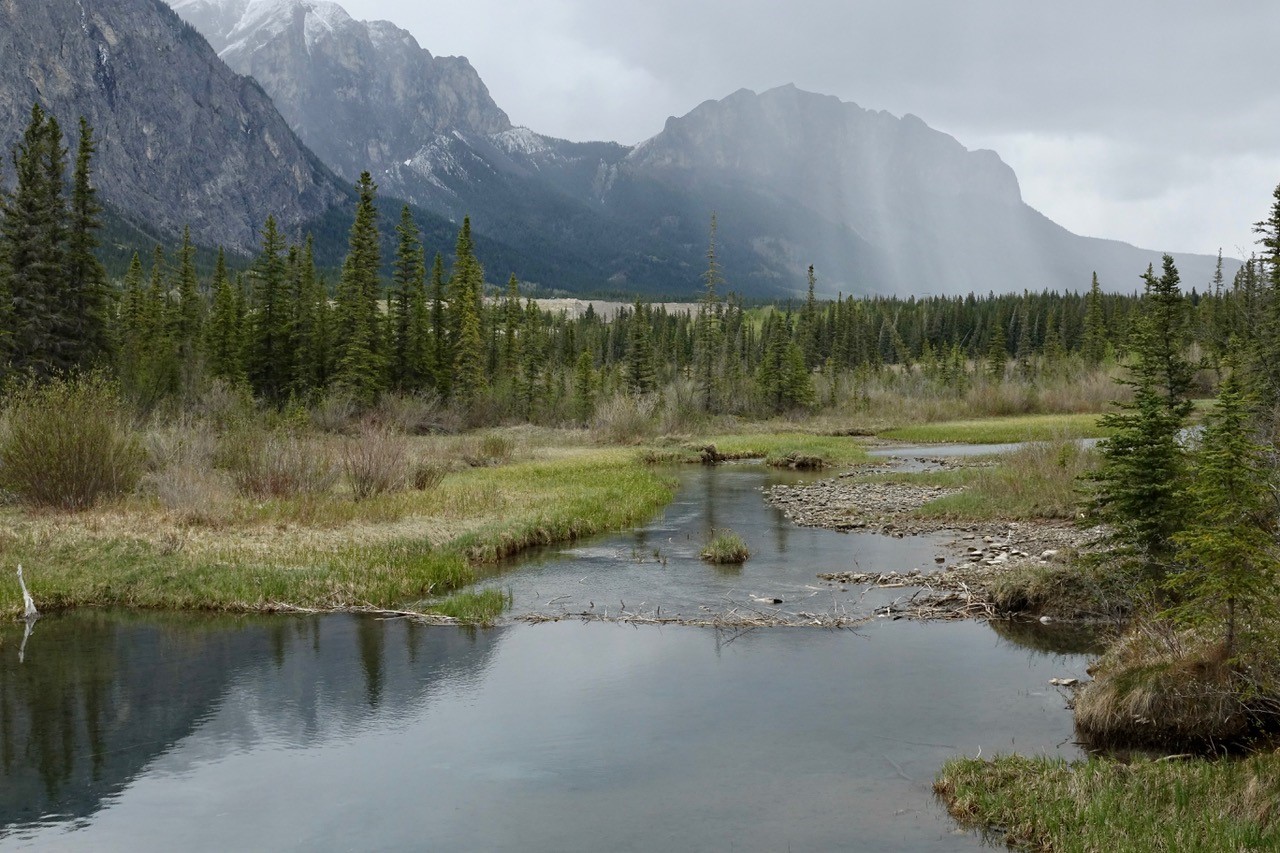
[0,612,499,838]
[2,613,1090,852]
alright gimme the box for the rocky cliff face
[0,0,346,253]
[175,0,512,188]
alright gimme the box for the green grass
[935,753,1280,852]
[1,448,677,622]
[879,413,1111,444]
[427,588,511,624]
[864,440,1099,522]
[700,530,750,564]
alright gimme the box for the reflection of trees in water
[987,618,1113,657]
[0,612,500,834]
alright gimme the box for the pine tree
[449,218,487,405]
[245,216,292,402]
[571,349,596,423]
[624,301,658,395]
[1081,272,1107,367]
[65,116,110,369]
[389,205,424,391]
[1169,358,1279,658]
[1,104,69,379]
[333,172,386,406]
[695,213,724,411]
[205,248,244,383]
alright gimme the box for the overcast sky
[338,0,1279,260]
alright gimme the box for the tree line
[0,106,1272,424]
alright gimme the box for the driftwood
[16,564,37,620]
[820,569,999,621]
[517,597,870,629]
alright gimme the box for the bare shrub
[592,392,659,444]
[142,464,235,525]
[0,374,144,510]
[660,378,704,434]
[374,392,444,434]
[143,415,218,473]
[191,379,255,428]
[220,428,338,498]
[411,459,447,491]
[310,389,360,434]
[343,426,408,500]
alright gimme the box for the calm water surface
[0,614,1088,852]
[0,457,1095,851]
[483,463,956,619]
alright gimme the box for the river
[0,460,1095,851]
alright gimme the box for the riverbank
[1,440,677,621]
[765,439,1114,620]
[935,753,1280,851]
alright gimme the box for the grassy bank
[644,431,870,468]
[864,439,1099,522]
[879,412,1110,444]
[1,444,676,618]
[935,753,1280,851]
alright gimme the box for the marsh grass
[428,588,511,624]
[1073,622,1280,750]
[880,413,1111,444]
[701,530,750,564]
[935,753,1280,852]
[987,560,1140,620]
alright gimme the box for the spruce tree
[502,273,522,378]
[428,252,448,394]
[1169,358,1279,657]
[448,218,487,405]
[205,248,244,383]
[571,349,596,423]
[624,301,658,395]
[333,172,386,406]
[65,116,110,369]
[1,104,69,379]
[695,213,724,411]
[1250,182,1280,414]
[1081,272,1107,367]
[389,205,424,391]
[1086,255,1194,577]
[172,225,203,388]
[245,216,292,402]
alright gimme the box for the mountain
[170,1,1228,296]
[0,0,348,253]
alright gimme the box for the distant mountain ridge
[174,0,1227,297]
